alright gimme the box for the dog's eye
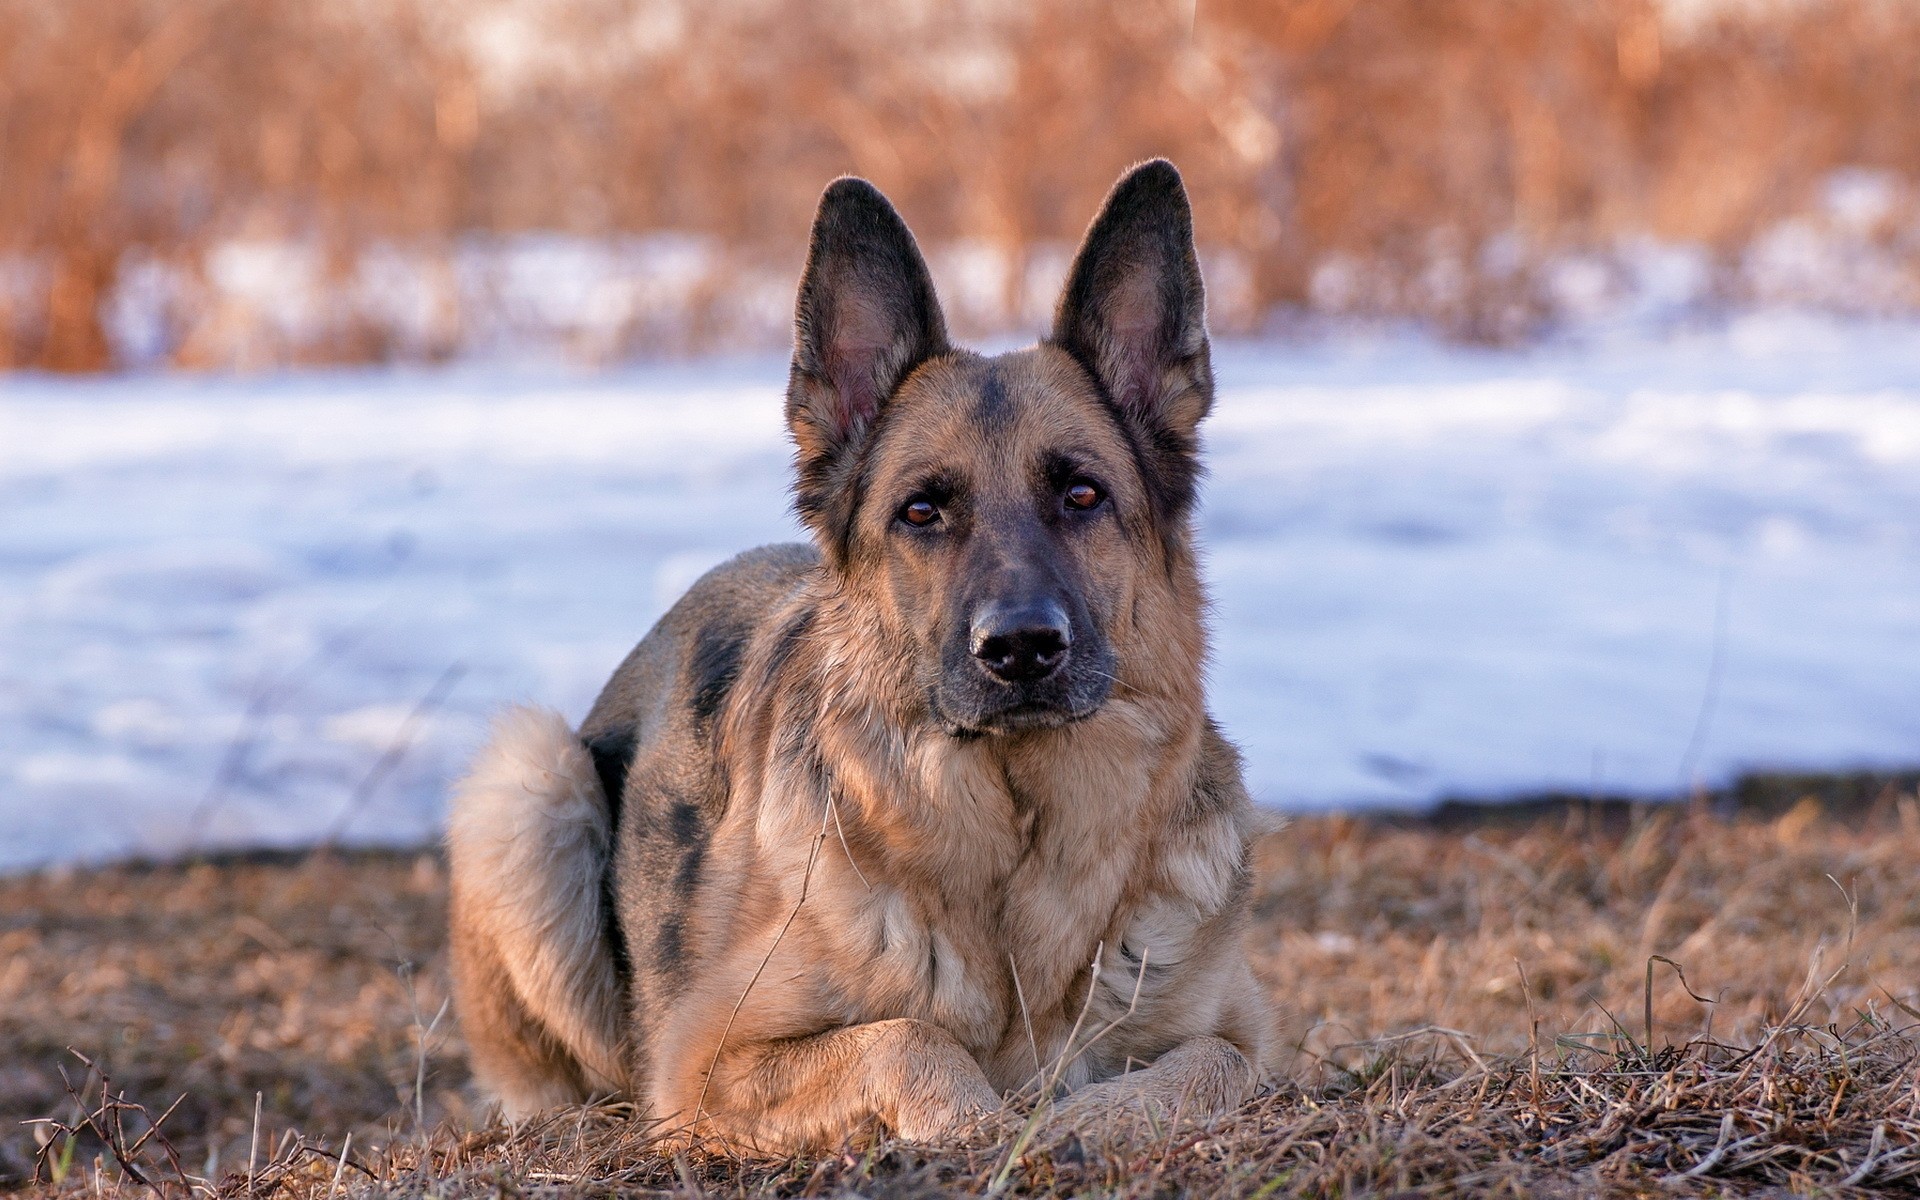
[899,498,940,527]
[1063,481,1105,511]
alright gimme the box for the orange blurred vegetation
[4,0,1919,370]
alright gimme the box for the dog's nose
[970,601,1071,683]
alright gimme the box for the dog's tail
[446,705,625,1116]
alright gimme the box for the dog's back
[447,543,816,1115]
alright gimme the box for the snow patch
[3,325,1919,870]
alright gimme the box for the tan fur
[639,346,1270,1149]
[446,705,625,1116]
[448,162,1275,1152]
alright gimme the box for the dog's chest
[844,868,1210,1092]
[793,699,1240,1091]
[838,737,1171,1060]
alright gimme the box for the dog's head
[785,161,1212,736]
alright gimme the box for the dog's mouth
[935,691,1107,739]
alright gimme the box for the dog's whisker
[1085,667,1149,699]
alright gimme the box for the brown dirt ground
[4,793,1919,1197]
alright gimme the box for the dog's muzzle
[969,599,1070,684]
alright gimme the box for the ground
[5,784,1918,1197]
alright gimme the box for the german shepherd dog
[447,160,1271,1153]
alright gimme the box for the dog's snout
[970,601,1071,684]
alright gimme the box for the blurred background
[8,0,1920,367]
[3,0,1919,869]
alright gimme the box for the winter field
[3,316,1919,872]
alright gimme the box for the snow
[4,319,1920,871]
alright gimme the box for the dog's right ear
[786,178,949,559]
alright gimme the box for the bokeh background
[4,0,1920,870]
[9,0,1920,367]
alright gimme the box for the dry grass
[5,786,1920,1197]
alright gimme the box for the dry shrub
[6,791,1920,1196]
[3,0,1920,366]
[0,0,473,370]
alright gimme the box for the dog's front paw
[889,1077,1004,1144]
[1046,1037,1257,1137]
[861,1018,1007,1144]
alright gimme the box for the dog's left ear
[1052,160,1213,515]
[787,177,949,558]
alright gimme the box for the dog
[446,159,1272,1153]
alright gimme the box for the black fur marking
[656,913,685,973]
[668,800,702,847]
[602,860,631,983]
[672,840,705,897]
[667,802,707,898]
[972,362,1010,435]
[582,730,634,983]
[583,730,634,829]
[1042,448,1111,498]
[688,622,749,730]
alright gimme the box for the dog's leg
[689,1018,1001,1153]
[447,705,626,1118]
[1050,1035,1256,1134]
